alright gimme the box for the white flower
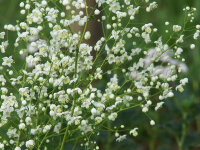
[109,2,120,13]
[196,25,200,29]
[0,32,5,39]
[107,24,111,29]
[190,44,195,49]
[91,108,97,115]
[19,87,29,96]
[43,125,51,133]
[176,85,184,92]
[150,120,155,126]
[165,22,169,25]
[0,41,8,53]
[94,9,100,15]
[95,117,102,123]
[0,143,4,149]
[173,25,182,32]
[26,140,34,148]
[25,4,30,10]
[19,123,26,130]
[155,102,164,111]
[54,123,61,134]
[142,32,151,43]
[146,2,158,12]
[26,55,40,67]
[15,147,21,150]
[2,56,13,67]
[84,31,91,40]
[41,0,47,6]
[142,107,148,112]
[180,78,188,85]
[194,30,200,39]
[4,24,15,31]
[108,113,118,121]
[116,135,127,142]
[130,128,138,136]
[25,117,32,125]
[167,92,174,97]
[175,48,183,56]
[27,8,43,24]
[176,35,184,43]
[20,9,26,15]
[19,2,24,7]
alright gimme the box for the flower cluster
[0,0,198,149]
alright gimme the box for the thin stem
[105,121,112,150]
[75,0,89,79]
[60,1,89,149]
[16,130,20,147]
[177,113,187,150]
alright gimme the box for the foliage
[0,0,200,150]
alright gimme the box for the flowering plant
[0,0,198,149]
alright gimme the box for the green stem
[60,94,77,150]
[60,126,70,150]
[177,113,187,150]
[60,0,89,149]
[16,130,20,147]
[105,121,112,150]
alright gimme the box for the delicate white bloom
[109,2,120,13]
[190,44,195,49]
[180,78,188,85]
[142,32,151,43]
[130,128,138,136]
[0,144,4,149]
[167,92,174,97]
[165,22,169,25]
[84,31,91,40]
[175,48,183,56]
[116,135,127,142]
[25,4,30,10]
[155,102,164,111]
[20,9,26,15]
[25,117,32,125]
[19,2,24,7]
[0,32,5,39]
[176,85,184,92]
[43,125,51,133]
[26,140,34,148]
[27,8,43,24]
[94,9,100,15]
[15,147,21,150]
[2,56,13,67]
[91,108,97,115]
[19,123,26,130]
[0,41,8,53]
[108,113,118,121]
[41,0,47,6]
[95,117,103,123]
[150,120,155,126]
[146,2,158,12]
[193,30,200,39]
[4,24,15,31]
[196,25,200,29]
[173,25,182,32]
[54,123,61,134]
[19,87,29,96]
[142,107,148,112]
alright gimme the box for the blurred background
[1,0,200,150]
